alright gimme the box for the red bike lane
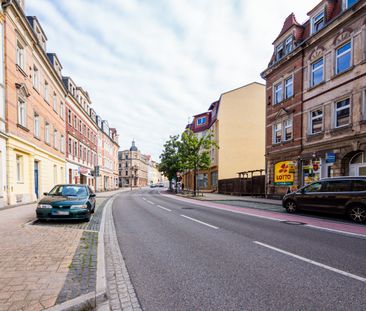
[161,193,366,238]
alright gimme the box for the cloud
[26,0,320,159]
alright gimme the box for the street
[112,188,366,311]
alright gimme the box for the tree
[158,135,181,191]
[179,129,218,196]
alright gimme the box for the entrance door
[34,161,39,198]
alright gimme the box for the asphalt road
[112,188,366,311]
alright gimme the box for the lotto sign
[274,161,295,186]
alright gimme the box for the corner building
[3,0,66,204]
[261,0,366,197]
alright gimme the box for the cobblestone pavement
[104,196,142,311]
[0,189,125,311]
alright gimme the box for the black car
[36,184,96,221]
[282,177,366,223]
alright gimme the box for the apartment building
[63,77,98,188]
[261,0,366,197]
[3,0,66,204]
[118,141,148,187]
[183,82,265,192]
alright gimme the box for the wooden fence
[218,175,265,196]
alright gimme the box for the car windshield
[48,185,88,197]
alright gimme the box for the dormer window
[285,36,293,54]
[343,0,358,10]
[197,116,207,125]
[311,11,324,34]
[276,44,284,61]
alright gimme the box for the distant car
[150,184,156,188]
[282,177,366,223]
[36,184,96,222]
[158,182,164,187]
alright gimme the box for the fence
[218,175,265,196]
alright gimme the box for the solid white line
[254,241,366,283]
[180,214,219,229]
[305,224,366,239]
[156,205,172,212]
[146,200,154,205]
[142,197,146,201]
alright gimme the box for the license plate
[53,211,69,216]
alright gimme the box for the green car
[36,184,96,222]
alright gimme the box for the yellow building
[183,82,265,192]
[4,1,66,205]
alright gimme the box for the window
[74,115,77,128]
[18,97,26,127]
[53,165,57,185]
[79,120,82,132]
[343,0,358,10]
[310,109,323,134]
[68,138,72,155]
[304,182,323,193]
[16,155,23,182]
[74,141,78,156]
[34,113,40,138]
[44,81,49,102]
[33,65,39,90]
[284,119,293,141]
[335,98,350,128]
[311,58,324,86]
[53,93,57,111]
[276,44,284,61]
[60,135,65,153]
[274,83,283,104]
[363,89,366,120]
[60,102,65,119]
[53,129,58,149]
[336,41,351,74]
[311,11,325,34]
[273,122,282,143]
[352,180,366,191]
[45,122,50,143]
[284,76,293,99]
[285,36,293,54]
[197,117,207,125]
[68,109,72,124]
[16,41,24,70]
[323,180,351,192]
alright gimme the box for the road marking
[146,200,154,205]
[156,205,172,212]
[180,214,219,229]
[254,241,366,283]
[305,224,366,239]
[142,197,146,201]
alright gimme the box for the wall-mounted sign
[274,161,295,186]
[326,152,336,164]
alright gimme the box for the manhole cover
[281,220,306,225]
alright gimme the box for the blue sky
[27,0,319,160]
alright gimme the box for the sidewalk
[178,192,282,206]
[0,188,126,311]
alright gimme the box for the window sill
[34,135,41,141]
[16,181,24,184]
[330,124,352,133]
[44,99,50,105]
[273,95,294,107]
[307,81,325,91]
[16,65,27,77]
[45,142,51,146]
[271,139,294,147]
[332,66,354,80]
[306,132,324,141]
[17,123,29,132]
[33,87,40,95]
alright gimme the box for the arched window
[349,151,366,176]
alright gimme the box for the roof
[273,13,301,44]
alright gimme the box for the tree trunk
[193,169,197,197]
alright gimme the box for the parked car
[36,184,96,222]
[282,177,366,223]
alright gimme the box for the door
[34,161,39,199]
[321,180,352,214]
[296,181,327,211]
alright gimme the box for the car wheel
[348,206,366,223]
[285,200,297,213]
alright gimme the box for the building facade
[3,0,66,205]
[63,77,98,188]
[183,82,266,192]
[119,141,148,187]
[261,0,366,197]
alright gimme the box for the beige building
[3,0,66,205]
[119,141,148,187]
[183,82,265,191]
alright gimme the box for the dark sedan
[36,184,96,222]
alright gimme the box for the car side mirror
[90,193,96,198]
[43,192,48,196]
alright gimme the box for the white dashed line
[156,205,172,212]
[254,241,366,283]
[146,200,154,205]
[180,214,219,229]
[142,198,146,201]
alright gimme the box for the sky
[27,0,320,160]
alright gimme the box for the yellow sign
[274,161,295,186]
